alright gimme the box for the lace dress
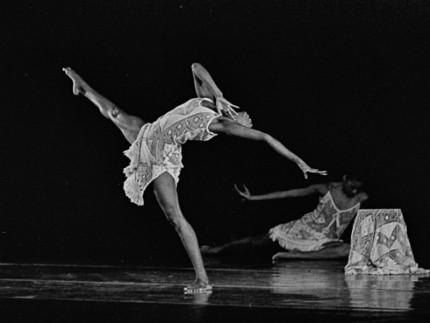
[123,98,220,205]
[269,191,360,252]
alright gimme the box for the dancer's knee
[163,206,185,229]
[116,116,145,144]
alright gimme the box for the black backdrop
[2,0,430,266]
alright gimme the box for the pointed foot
[62,67,87,95]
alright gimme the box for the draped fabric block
[345,209,428,275]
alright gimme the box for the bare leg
[201,234,272,255]
[272,243,351,261]
[153,172,211,294]
[62,67,145,144]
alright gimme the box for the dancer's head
[341,174,364,197]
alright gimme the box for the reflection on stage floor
[0,259,429,322]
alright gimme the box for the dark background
[1,0,429,266]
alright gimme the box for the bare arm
[192,63,222,101]
[209,118,327,178]
[191,63,240,120]
[235,184,328,201]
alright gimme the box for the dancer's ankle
[184,278,212,294]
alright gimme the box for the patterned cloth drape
[345,209,429,275]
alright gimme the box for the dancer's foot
[184,278,213,294]
[200,245,221,255]
[62,67,112,119]
[62,67,88,96]
[272,251,297,261]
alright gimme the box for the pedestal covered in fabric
[345,209,428,275]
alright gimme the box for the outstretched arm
[235,184,328,201]
[209,118,327,178]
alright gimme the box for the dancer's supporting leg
[62,67,145,144]
[201,234,272,255]
[272,242,350,260]
[153,172,211,292]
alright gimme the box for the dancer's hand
[234,184,252,200]
[297,161,328,179]
[235,112,253,128]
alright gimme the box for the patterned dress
[269,191,360,252]
[123,98,221,205]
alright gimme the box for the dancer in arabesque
[63,63,327,293]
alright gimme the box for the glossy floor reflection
[0,259,429,322]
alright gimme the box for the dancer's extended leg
[153,172,212,294]
[63,67,145,144]
[201,234,272,255]
[272,243,350,261]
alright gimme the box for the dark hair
[326,170,364,183]
[343,173,364,183]
[343,174,365,193]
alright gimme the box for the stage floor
[0,259,429,322]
